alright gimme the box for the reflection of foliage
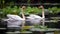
[1,6,42,18]
[0,6,21,18]
[1,6,60,18]
[48,7,60,14]
[20,29,27,32]
[26,7,42,15]
[34,25,47,29]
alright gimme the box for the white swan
[26,14,43,25]
[7,14,24,27]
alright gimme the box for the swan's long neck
[21,8,25,28]
[42,8,45,18]
[21,8,25,20]
[42,7,45,26]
